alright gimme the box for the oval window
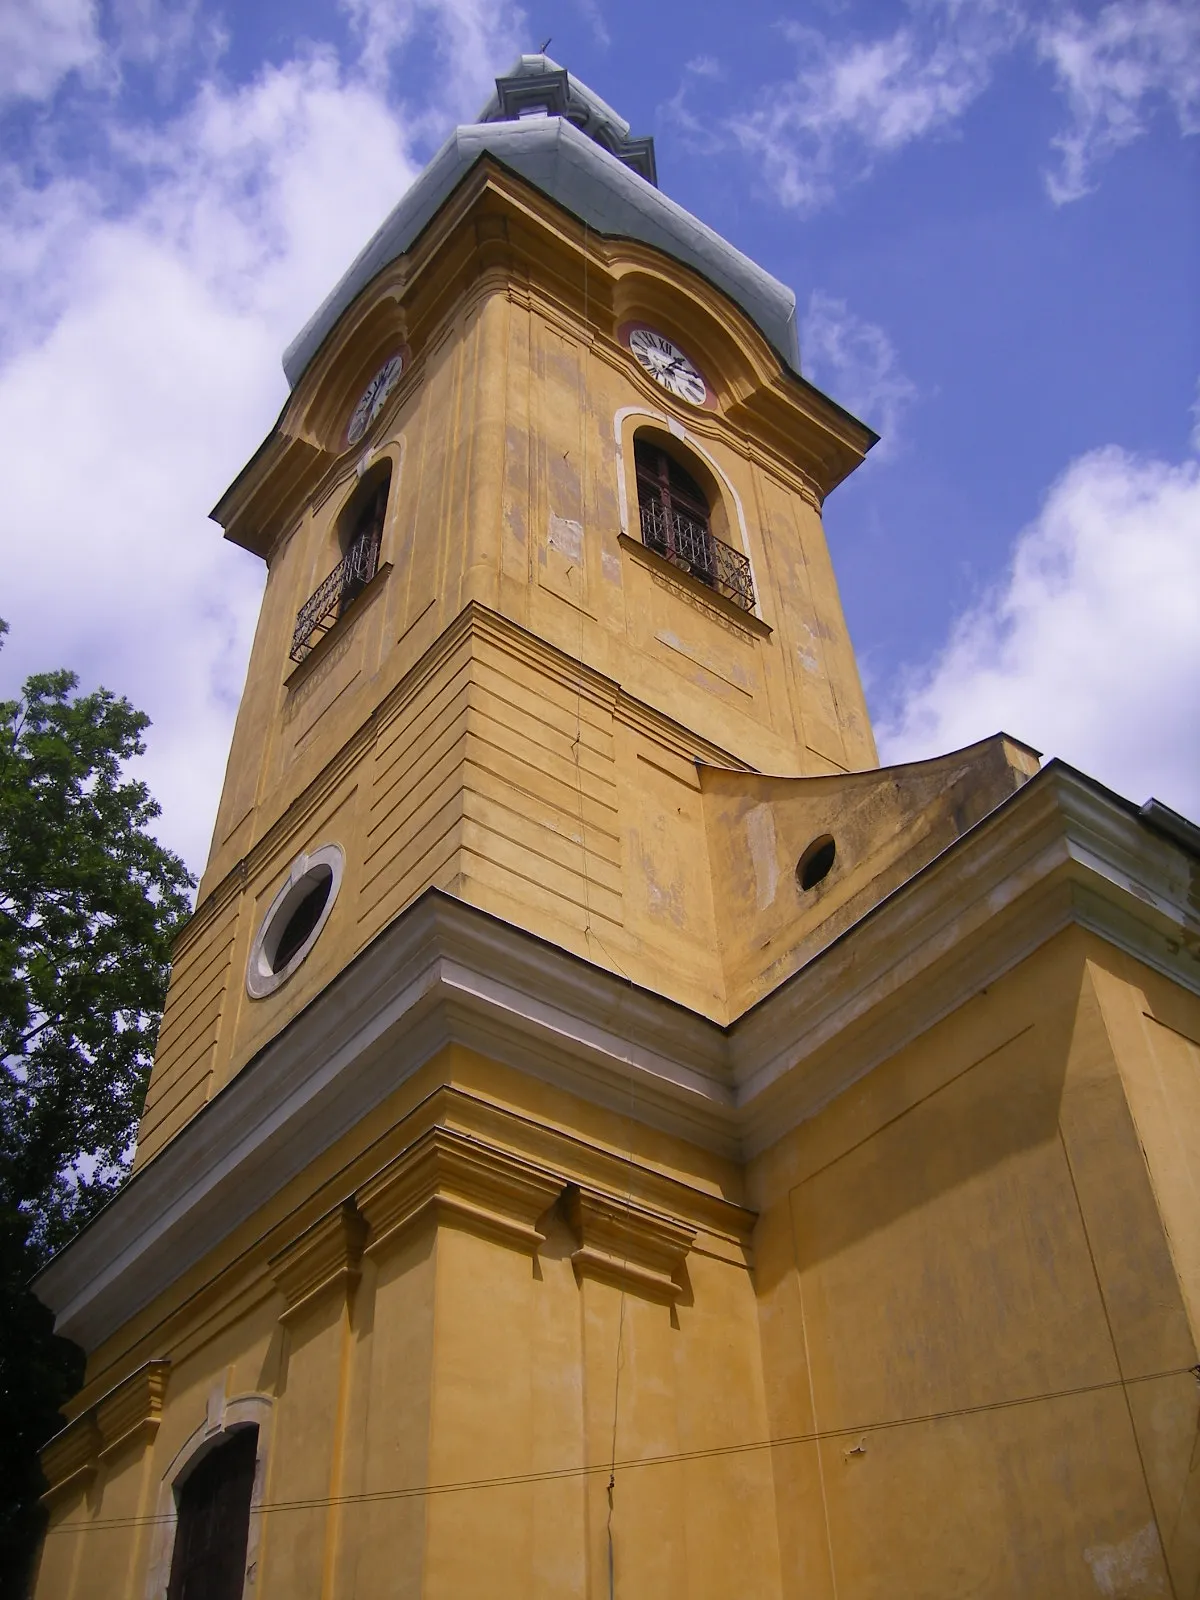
[247,845,344,998]
[797,834,836,892]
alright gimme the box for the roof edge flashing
[281,119,798,391]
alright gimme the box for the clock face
[346,353,404,445]
[628,327,708,406]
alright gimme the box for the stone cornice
[566,1185,695,1303]
[184,600,749,946]
[269,1202,366,1325]
[357,1126,563,1258]
[96,1358,171,1460]
[432,1087,755,1252]
[40,1415,103,1504]
[34,763,1199,1350]
[41,1359,171,1499]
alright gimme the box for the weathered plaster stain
[548,514,584,562]
[745,803,779,911]
[1083,1522,1165,1596]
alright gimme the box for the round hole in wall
[247,844,344,999]
[797,834,836,891]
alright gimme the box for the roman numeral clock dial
[346,353,405,445]
[627,327,708,406]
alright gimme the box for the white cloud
[0,0,220,107]
[0,0,102,103]
[714,0,1197,212]
[1038,0,1200,202]
[878,443,1200,819]
[107,0,227,95]
[340,0,524,122]
[0,51,427,876]
[724,0,1023,212]
[801,291,918,454]
[572,0,610,52]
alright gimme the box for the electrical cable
[43,1360,1200,1537]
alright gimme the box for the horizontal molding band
[33,763,1200,1353]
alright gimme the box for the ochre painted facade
[33,61,1200,1600]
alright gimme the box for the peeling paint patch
[548,514,584,561]
[602,550,621,584]
[797,648,820,675]
[746,804,778,910]
[1084,1522,1165,1595]
[631,828,684,926]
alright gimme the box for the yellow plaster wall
[140,175,883,1164]
[41,939,1200,1600]
[204,223,876,903]
[327,1230,437,1599]
[51,158,1200,1600]
[1087,950,1200,1341]
[749,930,1199,1598]
[43,1048,778,1600]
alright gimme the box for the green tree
[0,622,194,1597]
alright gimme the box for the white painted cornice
[34,763,1199,1351]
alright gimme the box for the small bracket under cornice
[565,1184,695,1303]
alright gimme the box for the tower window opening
[633,438,754,612]
[290,464,391,664]
[337,472,389,617]
[167,1426,258,1600]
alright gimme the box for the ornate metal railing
[290,535,379,663]
[639,500,755,612]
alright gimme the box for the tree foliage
[0,621,194,1595]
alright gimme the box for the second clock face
[628,327,708,406]
[347,353,404,445]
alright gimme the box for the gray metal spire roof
[281,56,799,389]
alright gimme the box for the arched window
[166,1426,258,1600]
[335,462,390,616]
[633,436,754,611]
[291,461,392,663]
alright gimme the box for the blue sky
[1,0,1197,874]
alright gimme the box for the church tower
[34,58,1200,1600]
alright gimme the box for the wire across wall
[44,1360,1200,1537]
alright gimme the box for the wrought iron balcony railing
[639,500,755,613]
[290,535,379,664]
